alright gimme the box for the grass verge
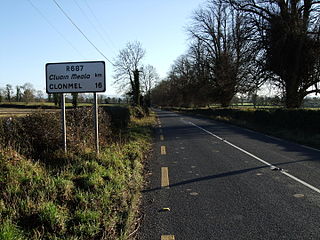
[0,111,156,240]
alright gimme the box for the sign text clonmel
[46,61,106,93]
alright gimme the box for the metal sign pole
[94,93,99,155]
[61,93,67,153]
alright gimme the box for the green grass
[0,110,156,239]
[0,220,24,240]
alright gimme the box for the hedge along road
[138,109,320,240]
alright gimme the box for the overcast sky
[0,0,205,96]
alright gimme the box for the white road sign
[46,61,105,93]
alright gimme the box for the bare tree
[168,55,195,106]
[151,80,171,106]
[187,39,214,106]
[16,86,22,102]
[113,41,145,105]
[36,90,44,102]
[22,83,35,103]
[141,65,159,106]
[189,0,258,106]
[141,65,159,95]
[229,0,320,108]
[71,93,78,108]
[5,84,13,102]
[0,88,3,102]
[53,93,60,106]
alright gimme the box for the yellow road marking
[161,207,171,212]
[160,135,164,141]
[161,235,175,240]
[161,167,169,187]
[161,146,166,155]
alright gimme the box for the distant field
[0,102,125,107]
[203,104,320,110]
[0,108,59,117]
[0,102,89,107]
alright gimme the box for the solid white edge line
[189,121,320,195]
[282,171,320,194]
[189,122,223,141]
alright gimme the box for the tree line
[152,0,320,108]
[0,83,43,103]
[0,83,127,107]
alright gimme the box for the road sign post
[46,61,106,154]
[61,93,67,153]
[94,93,99,155]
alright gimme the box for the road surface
[138,109,320,240]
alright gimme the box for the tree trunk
[285,94,303,108]
[220,94,233,107]
[53,93,60,107]
[133,69,141,106]
[72,93,78,108]
[284,82,303,108]
[219,83,236,107]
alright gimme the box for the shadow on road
[142,158,315,193]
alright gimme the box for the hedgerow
[0,106,155,240]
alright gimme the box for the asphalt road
[138,109,320,240]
